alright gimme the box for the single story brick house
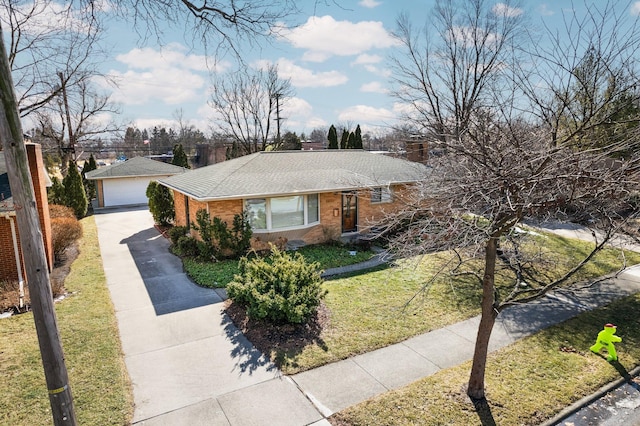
[0,144,54,284]
[158,150,427,245]
[86,156,186,208]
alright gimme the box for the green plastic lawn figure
[590,323,622,362]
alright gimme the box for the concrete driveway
[94,207,323,425]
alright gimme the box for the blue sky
[11,1,640,138]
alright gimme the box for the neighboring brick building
[160,150,427,245]
[0,144,53,283]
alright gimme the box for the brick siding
[0,144,53,283]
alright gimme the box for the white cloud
[338,105,396,123]
[537,4,554,16]
[0,1,90,34]
[359,0,381,8]
[255,58,348,88]
[280,15,399,62]
[632,2,640,16]
[364,64,392,78]
[360,81,387,93]
[351,54,383,66]
[282,97,327,130]
[105,44,227,106]
[492,3,524,17]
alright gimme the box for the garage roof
[159,150,428,201]
[86,156,186,179]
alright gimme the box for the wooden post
[0,26,77,425]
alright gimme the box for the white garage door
[102,177,156,207]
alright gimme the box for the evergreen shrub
[227,246,326,324]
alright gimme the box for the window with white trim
[371,187,392,204]
[244,194,320,231]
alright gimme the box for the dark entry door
[342,192,358,233]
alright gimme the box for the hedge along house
[158,150,427,245]
[0,144,54,298]
[86,156,186,208]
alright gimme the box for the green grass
[184,244,375,288]
[269,231,640,374]
[0,216,133,425]
[332,292,640,425]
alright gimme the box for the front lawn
[332,292,640,425]
[184,244,375,288]
[0,217,133,425]
[237,230,640,375]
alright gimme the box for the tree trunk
[467,236,499,400]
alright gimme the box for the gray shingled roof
[159,150,428,201]
[85,156,186,179]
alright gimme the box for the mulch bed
[0,243,79,315]
[223,300,331,360]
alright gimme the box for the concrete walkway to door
[94,207,325,425]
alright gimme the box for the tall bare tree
[1,0,107,117]
[37,74,120,174]
[385,0,640,404]
[209,64,293,155]
[390,0,524,143]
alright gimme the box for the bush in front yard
[51,216,83,263]
[227,246,326,324]
[167,225,189,245]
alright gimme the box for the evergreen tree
[340,129,349,149]
[327,125,338,149]
[146,181,175,226]
[347,131,356,149]
[81,154,98,200]
[354,124,364,149]
[172,143,190,168]
[282,131,302,150]
[48,176,65,205]
[62,159,88,218]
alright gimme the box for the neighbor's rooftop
[85,156,186,180]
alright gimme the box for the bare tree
[209,64,293,155]
[385,0,640,404]
[107,0,300,60]
[390,0,524,143]
[1,0,108,118]
[36,73,120,175]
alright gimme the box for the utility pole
[0,27,77,425]
[57,71,75,173]
[274,92,284,147]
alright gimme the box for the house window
[246,198,267,230]
[244,194,320,231]
[371,187,392,204]
[271,196,304,229]
[308,193,319,223]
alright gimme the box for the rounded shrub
[174,236,199,258]
[51,216,83,262]
[49,204,76,219]
[227,246,326,324]
[167,225,189,245]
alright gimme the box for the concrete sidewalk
[292,266,640,417]
[95,209,640,425]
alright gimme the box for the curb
[540,364,640,426]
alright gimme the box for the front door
[342,192,358,233]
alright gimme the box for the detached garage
[86,157,185,208]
